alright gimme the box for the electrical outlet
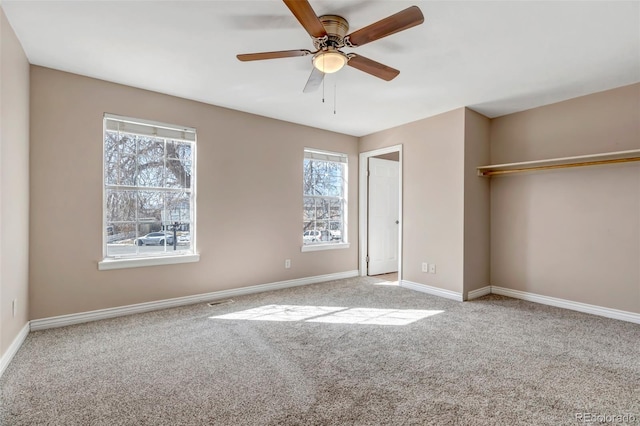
[285,259,291,269]
[429,264,436,274]
[12,299,17,318]
[421,263,428,273]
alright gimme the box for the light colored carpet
[1,276,638,425]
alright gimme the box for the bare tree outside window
[104,115,196,258]
[303,149,347,245]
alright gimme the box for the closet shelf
[477,149,640,177]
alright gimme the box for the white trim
[102,113,198,266]
[104,113,196,133]
[359,145,403,278]
[303,147,349,249]
[301,243,350,252]
[304,148,348,164]
[491,286,640,324]
[467,286,491,300]
[98,253,200,270]
[400,280,464,302]
[0,323,29,378]
[30,270,359,331]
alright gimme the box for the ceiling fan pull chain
[334,83,337,115]
[322,55,325,103]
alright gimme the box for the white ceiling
[3,1,639,137]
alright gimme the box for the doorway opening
[359,145,402,280]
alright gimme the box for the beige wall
[1,9,30,356]
[360,108,466,293]
[491,84,640,162]
[29,66,359,319]
[490,84,640,313]
[360,108,491,297]
[463,109,491,295]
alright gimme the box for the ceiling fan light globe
[313,51,347,73]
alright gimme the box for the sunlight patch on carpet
[373,280,399,286]
[210,305,345,322]
[210,305,443,325]
[307,307,443,325]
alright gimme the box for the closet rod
[480,156,640,177]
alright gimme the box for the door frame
[359,144,403,278]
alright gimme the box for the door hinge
[366,255,369,263]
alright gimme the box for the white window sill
[98,254,200,270]
[301,243,350,252]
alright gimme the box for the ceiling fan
[237,1,424,93]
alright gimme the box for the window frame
[301,148,349,253]
[98,113,199,270]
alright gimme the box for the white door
[368,157,399,275]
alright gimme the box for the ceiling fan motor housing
[314,15,349,49]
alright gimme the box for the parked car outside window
[135,232,174,246]
[303,230,322,243]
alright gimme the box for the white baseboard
[467,286,491,300]
[400,280,463,302]
[399,281,640,324]
[0,322,30,378]
[30,270,359,331]
[491,286,640,325]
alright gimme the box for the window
[303,148,348,251]
[100,114,197,269]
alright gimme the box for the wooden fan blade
[303,67,325,93]
[237,50,312,61]
[347,55,399,81]
[346,6,424,47]
[283,0,327,38]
